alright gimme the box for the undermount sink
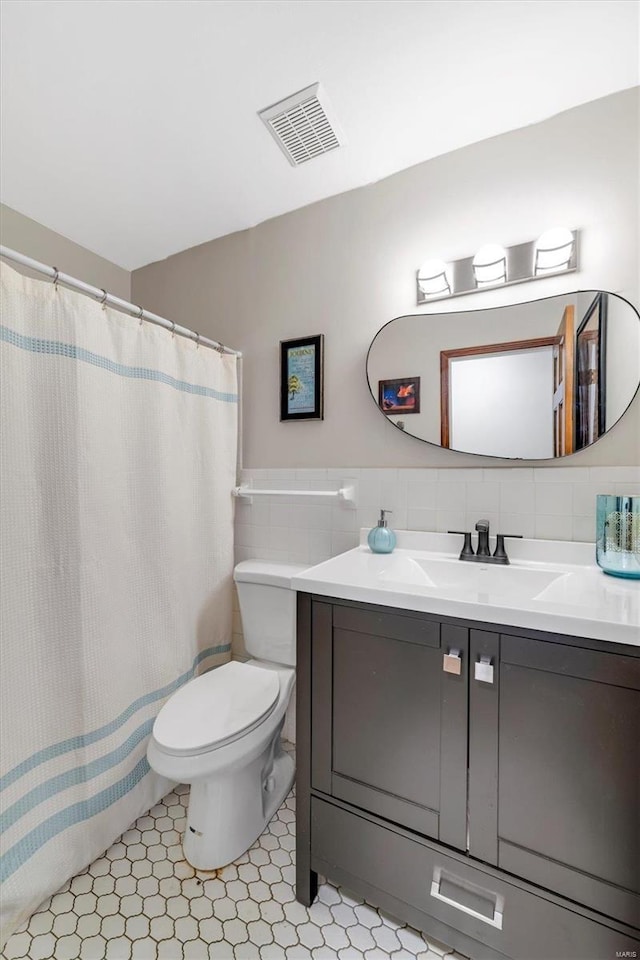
[377,554,566,601]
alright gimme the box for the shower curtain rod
[0,245,242,357]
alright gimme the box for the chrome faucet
[448,520,522,564]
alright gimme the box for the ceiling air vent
[258,83,345,167]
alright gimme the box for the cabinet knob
[443,649,462,675]
[474,654,494,684]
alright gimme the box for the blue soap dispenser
[368,509,397,554]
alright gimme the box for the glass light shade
[418,259,451,297]
[534,227,574,274]
[472,243,507,286]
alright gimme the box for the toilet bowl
[146,560,307,870]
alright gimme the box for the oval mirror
[366,291,640,459]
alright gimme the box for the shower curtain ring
[99,289,108,310]
[136,306,144,325]
[195,332,200,349]
[52,267,59,291]
[171,321,176,338]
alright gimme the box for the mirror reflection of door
[577,330,598,445]
[575,293,607,451]
[441,337,558,458]
[552,305,575,456]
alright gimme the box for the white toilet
[146,559,307,870]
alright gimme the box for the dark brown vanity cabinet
[309,601,469,850]
[474,631,640,928]
[296,594,640,960]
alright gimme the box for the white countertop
[291,531,640,647]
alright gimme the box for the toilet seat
[152,661,280,756]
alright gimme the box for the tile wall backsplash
[234,466,639,571]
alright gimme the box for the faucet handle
[475,519,490,532]
[448,530,475,559]
[493,533,523,563]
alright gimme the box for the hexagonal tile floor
[2,747,466,960]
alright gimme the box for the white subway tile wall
[234,466,639,569]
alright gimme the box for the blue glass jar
[368,509,397,554]
[596,495,640,579]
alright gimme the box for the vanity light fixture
[472,243,507,287]
[417,259,451,297]
[416,229,578,305]
[534,227,575,275]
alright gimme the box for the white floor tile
[2,745,464,960]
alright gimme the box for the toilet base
[182,730,294,870]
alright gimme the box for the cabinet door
[469,631,640,929]
[311,600,468,850]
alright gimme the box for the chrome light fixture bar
[416,229,578,305]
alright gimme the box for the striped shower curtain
[0,262,238,944]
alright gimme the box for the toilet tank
[233,560,309,666]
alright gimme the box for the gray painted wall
[1,204,131,299]
[133,88,640,469]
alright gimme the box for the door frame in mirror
[439,335,560,449]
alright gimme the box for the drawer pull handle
[474,654,494,684]
[443,649,462,675]
[430,867,504,930]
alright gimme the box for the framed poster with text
[280,334,324,421]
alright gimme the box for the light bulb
[472,243,507,286]
[534,227,574,274]
[418,258,451,297]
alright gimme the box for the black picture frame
[378,376,421,415]
[280,334,324,421]
[575,293,607,450]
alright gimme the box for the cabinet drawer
[333,604,440,647]
[311,797,640,960]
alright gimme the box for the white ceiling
[1,0,638,271]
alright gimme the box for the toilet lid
[153,661,280,755]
